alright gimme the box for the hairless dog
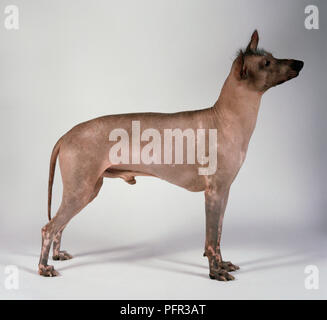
[39,30,303,280]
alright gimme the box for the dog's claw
[220,261,240,272]
[209,268,235,281]
[209,261,239,281]
[52,251,73,261]
[38,265,59,277]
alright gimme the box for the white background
[0,0,326,299]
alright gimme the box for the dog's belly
[108,163,207,192]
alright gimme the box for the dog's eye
[265,60,270,67]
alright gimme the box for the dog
[38,30,303,280]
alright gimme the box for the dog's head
[232,30,303,92]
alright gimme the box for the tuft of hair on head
[244,47,267,56]
[236,47,267,58]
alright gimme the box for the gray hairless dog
[39,30,303,280]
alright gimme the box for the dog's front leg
[204,187,239,281]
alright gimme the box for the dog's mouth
[276,69,301,86]
[275,60,303,86]
[275,77,291,86]
[276,79,286,85]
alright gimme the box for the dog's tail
[48,137,63,221]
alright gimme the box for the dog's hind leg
[89,177,104,202]
[39,155,104,277]
[38,189,91,276]
[52,224,71,261]
[51,177,104,261]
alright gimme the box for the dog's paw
[38,264,59,277]
[52,251,73,261]
[209,268,235,281]
[219,261,240,272]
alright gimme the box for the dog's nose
[291,60,304,72]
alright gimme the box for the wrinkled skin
[38,30,303,280]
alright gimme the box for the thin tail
[48,137,62,221]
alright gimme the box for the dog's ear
[246,30,259,52]
[233,51,245,80]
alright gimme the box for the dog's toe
[209,268,235,281]
[53,251,73,261]
[38,265,59,277]
[220,261,240,272]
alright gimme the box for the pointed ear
[246,30,259,52]
[232,51,245,80]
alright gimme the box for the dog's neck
[211,72,263,145]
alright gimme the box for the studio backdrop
[0,0,326,299]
